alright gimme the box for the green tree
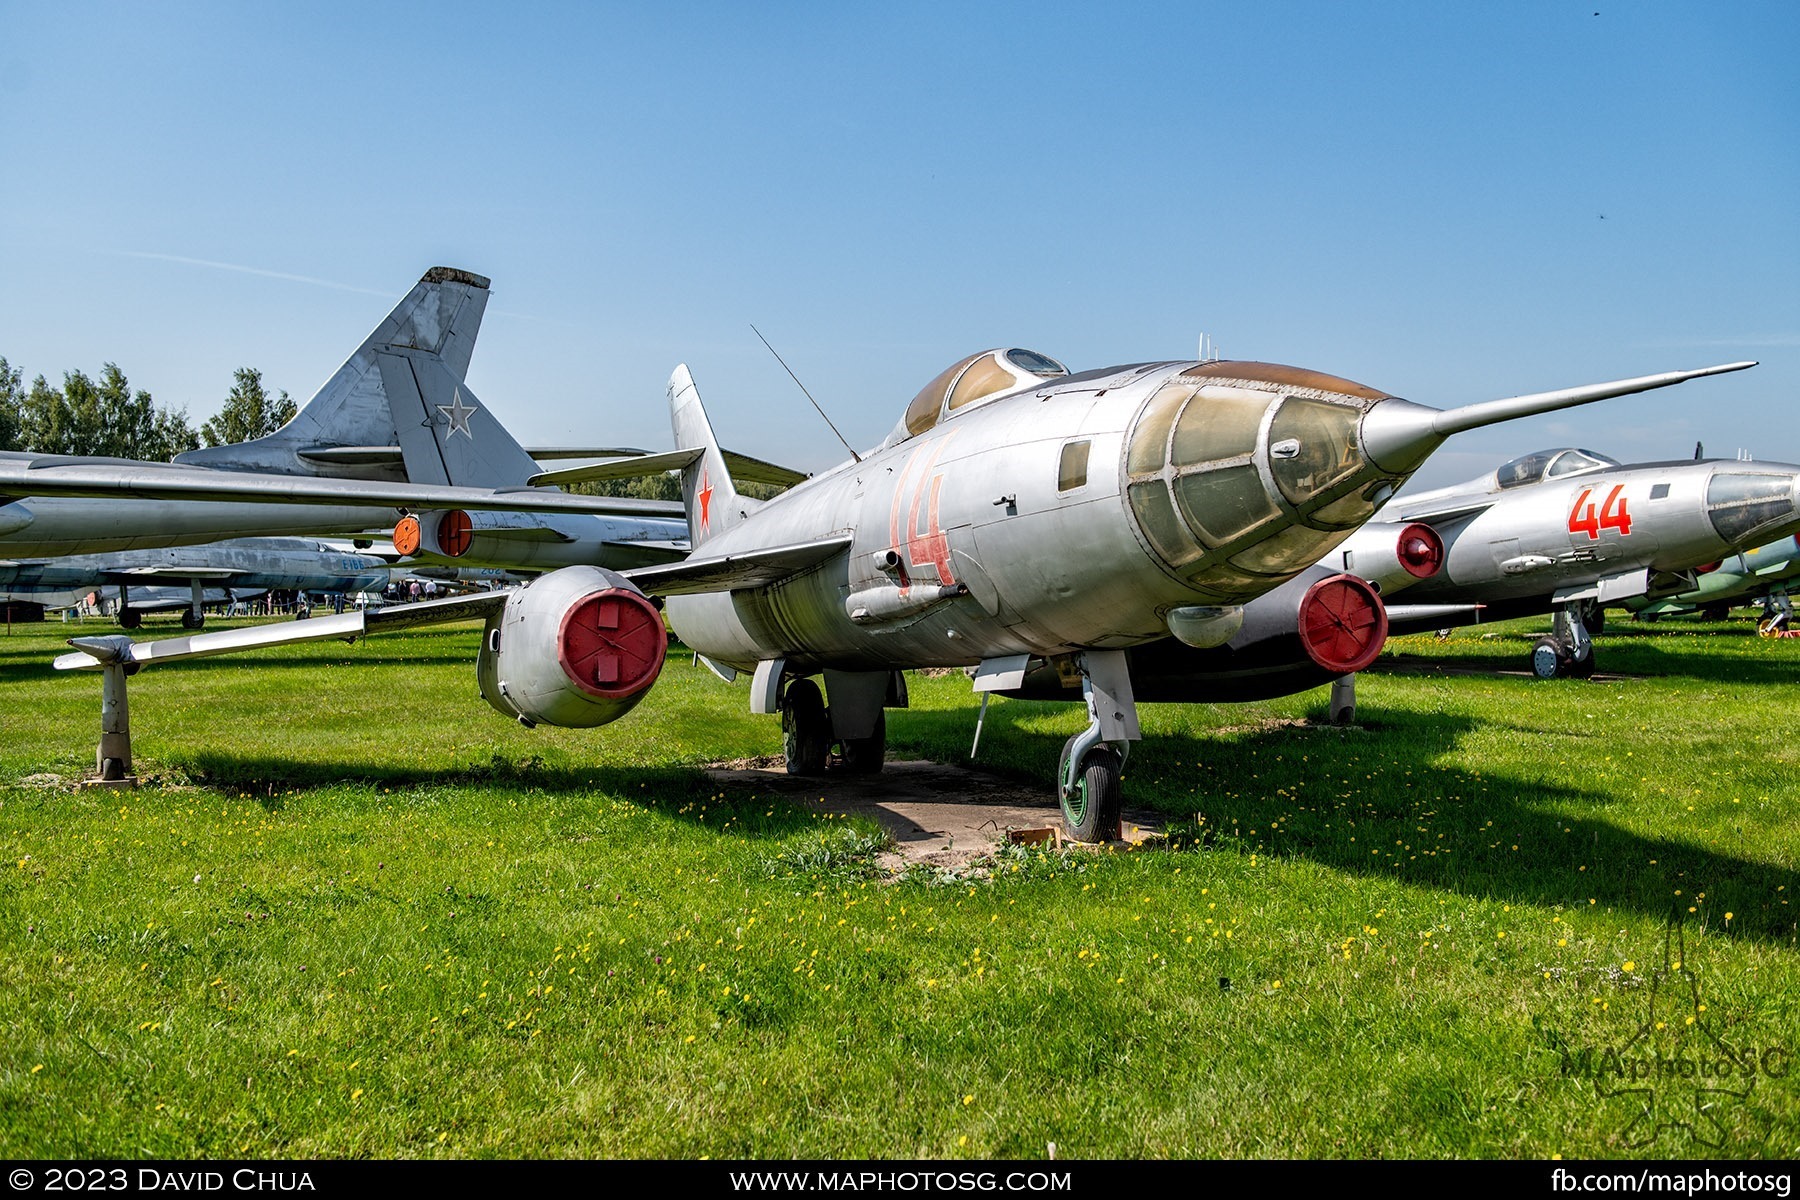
[16,364,197,460]
[0,357,22,451]
[200,367,297,447]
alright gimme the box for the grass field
[1,610,1796,1159]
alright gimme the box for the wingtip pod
[1362,361,1758,475]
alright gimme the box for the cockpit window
[947,354,1024,412]
[899,349,1069,439]
[1006,349,1068,378]
[1495,448,1620,489]
[1546,449,1620,477]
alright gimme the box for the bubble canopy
[897,349,1070,440]
[1493,448,1621,490]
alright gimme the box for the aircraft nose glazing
[1704,464,1800,546]
[1120,363,1401,603]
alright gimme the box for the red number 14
[1568,484,1632,539]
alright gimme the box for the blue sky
[2,1,1795,490]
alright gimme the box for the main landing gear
[1531,599,1600,679]
[778,672,893,777]
[1054,649,1140,842]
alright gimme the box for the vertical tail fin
[669,364,748,547]
[173,267,492,480]
[377,337,544,489]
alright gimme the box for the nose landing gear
[1531,600,1598,679]
[1054,649,1139,842]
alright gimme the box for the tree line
[0,358,297,460]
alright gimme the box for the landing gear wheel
[1701,604,1730,622]
[1567,645,1597,679]
[1531,636,1570,679]
[293,606,312,621]
[117,608,141,630]
[781,678,830,777]
[181,609,204,630]
[1060,747,1123,843]
[838,711,886,775]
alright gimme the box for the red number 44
[1568,484,1633,539]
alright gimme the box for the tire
[781,678,830,776]
[1061,748,1122,843]
[1700,604,1730,623]
[1530,637,1568,680]
[839,710,886,775]
[181,609,204,630]
[117,609,141,630]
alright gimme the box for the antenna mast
[751,325,861,464]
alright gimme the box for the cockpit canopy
[895,348,1069,441]
[1494,448,1620,490]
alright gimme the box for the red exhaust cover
[1397,522,1445,579]
[437,510,474,558]
[1297,573,1388,674]
[557,588,667,698]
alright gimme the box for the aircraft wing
[0,459,683,519]
[111,567,240,579]
[527,448,809,490]
[1387,497,1498,526]
[624,533,853,596]
[54,591,509,673]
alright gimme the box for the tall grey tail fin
[669,364,752,547]
[173,267,493,481]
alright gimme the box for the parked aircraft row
[30,266,1773,840]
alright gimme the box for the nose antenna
[1361,361,1757,474]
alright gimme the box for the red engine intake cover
[393,515,422,556]
[437,509,473,558]
[1397,522,1445,579]
[556,588,667,698]
[1297,573,1388,675]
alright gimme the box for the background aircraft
[1357,445,1800,677]
[0,537,390,627]
[0,267,680,560]
[1625,533,1800,626]
[61,348,1755,838]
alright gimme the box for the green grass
[1,610,1796,1158]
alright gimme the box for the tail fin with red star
[668,364,753,548]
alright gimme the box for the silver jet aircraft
[0,537,390,627]
[1353,445,1800,677]
[62,348,1754,838]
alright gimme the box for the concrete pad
[701,758,1161,872]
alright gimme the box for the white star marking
[436,389,478,439]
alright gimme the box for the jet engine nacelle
[1328,521,1445,596]
[395,510,476,559]
[475,565,666,728]
[1006,568,1388,705]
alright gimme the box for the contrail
[107,250,393,297]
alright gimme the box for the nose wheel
[1052,650,1139,842]
[1058,738,1123,843]
[1531,601,1597,679]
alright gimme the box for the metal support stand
[71,635,139,788]
[1329,674,1357,725]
